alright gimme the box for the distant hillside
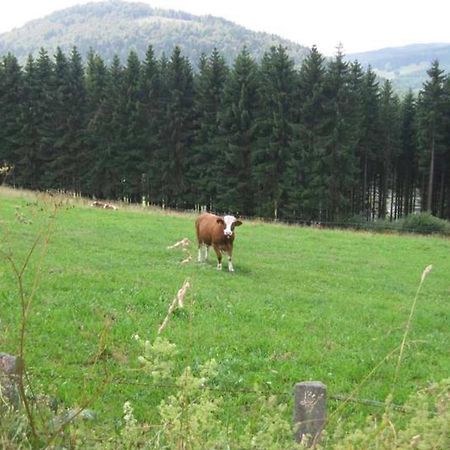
[0,0,309,67]
[347,43,450,92]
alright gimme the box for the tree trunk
[426,133,435,212]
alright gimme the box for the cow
[195,213,242,272]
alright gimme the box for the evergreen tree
[47,47,70,189]
[417,60,447,213]
[87,54,124,199]
[116,50,145,202]
[157,46,195,206]
[48,47,87,193]
[219,48,260,215]
[398,91,418,217]
[255,45,296,219]
[86,50,109,108]
[15,55,41,189]
[291,45,328,221]
[357,67,381,219]
[190,48,229,208]
[346,61,366,217]
[33,48,56,189]
[378,80,401,219]
[441,76,450,219]
[140,45,162,205]
[322,47,361,221]
[0,53,23,184]
[84,50,109,194]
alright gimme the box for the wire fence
[134,202,450,236]
[25,368,416,414]
[6,185,449,236]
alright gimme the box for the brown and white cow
[195,213,242,272]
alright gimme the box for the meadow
[1,187,449,444]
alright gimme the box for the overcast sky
[1,0,450,56]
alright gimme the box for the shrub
[321,378,450,449]
[397,212,450,235]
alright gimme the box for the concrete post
[293,381,327,447]
[0,352,23,408]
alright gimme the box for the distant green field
[1,187,449,438]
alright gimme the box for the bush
[397,212,450,235]
[345,213,450,236]
[320,379,450,450]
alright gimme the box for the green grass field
[1,187,449,438]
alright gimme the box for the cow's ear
[234,220,242,227]
[216,218,225,225]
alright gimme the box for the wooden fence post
[0,352,22,408]
[293,381,327,447]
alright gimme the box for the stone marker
[0,352,23,408]
[293,381,327,447]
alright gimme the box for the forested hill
[347,43,450,92]
[0,0,309,67]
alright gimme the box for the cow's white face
[222,215,242,238]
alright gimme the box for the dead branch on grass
[158,280,191,335]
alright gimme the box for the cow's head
[217,215,242,238]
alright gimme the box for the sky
[1,0,450,56]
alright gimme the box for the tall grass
[1,188,449,447]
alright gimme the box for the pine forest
[1,45,450,223]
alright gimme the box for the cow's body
[195,213,242,271]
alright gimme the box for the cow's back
[196,213,219,245]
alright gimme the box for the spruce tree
[417,60,447,213]
[357,67,381,220]
[322,46,360,221]
[441,76,450,219]
[398,90,418,217]
[255,45,296,219]
[0,53,23,184]
[292,45,328,221]
[347,61,366,217]
[190,48,228,209]
[378,80,401,219]
[218,48,260,215]
[33,48,56,189]
[67,47,88,194]
[157,46,195,207]
[47,47,70,189]
[49,47,87,193]
[84,50,109,194]
[16,55,41,189]
[140,45,162,205]
[87,54,124,199]
[116,50,145,202]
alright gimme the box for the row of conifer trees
[1,44,449,221]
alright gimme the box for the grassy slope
[1,188,449,432]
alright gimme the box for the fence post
[0,352,22,408]
[293,381,327,447]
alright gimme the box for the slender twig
[328,344,402,422]
[158,280,190,334]
[0,201,57,443]
[393,265,432,386]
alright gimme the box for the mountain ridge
[1,1,449,91]
[0,0,309,67]
[347,42,450,92]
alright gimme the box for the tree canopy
[1,46,450,222]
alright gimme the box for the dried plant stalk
[158,280,191,334]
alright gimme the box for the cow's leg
[213,245,222,270]
[197,243,204,262]
[204,245,209,261]
[226,249,234,272]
